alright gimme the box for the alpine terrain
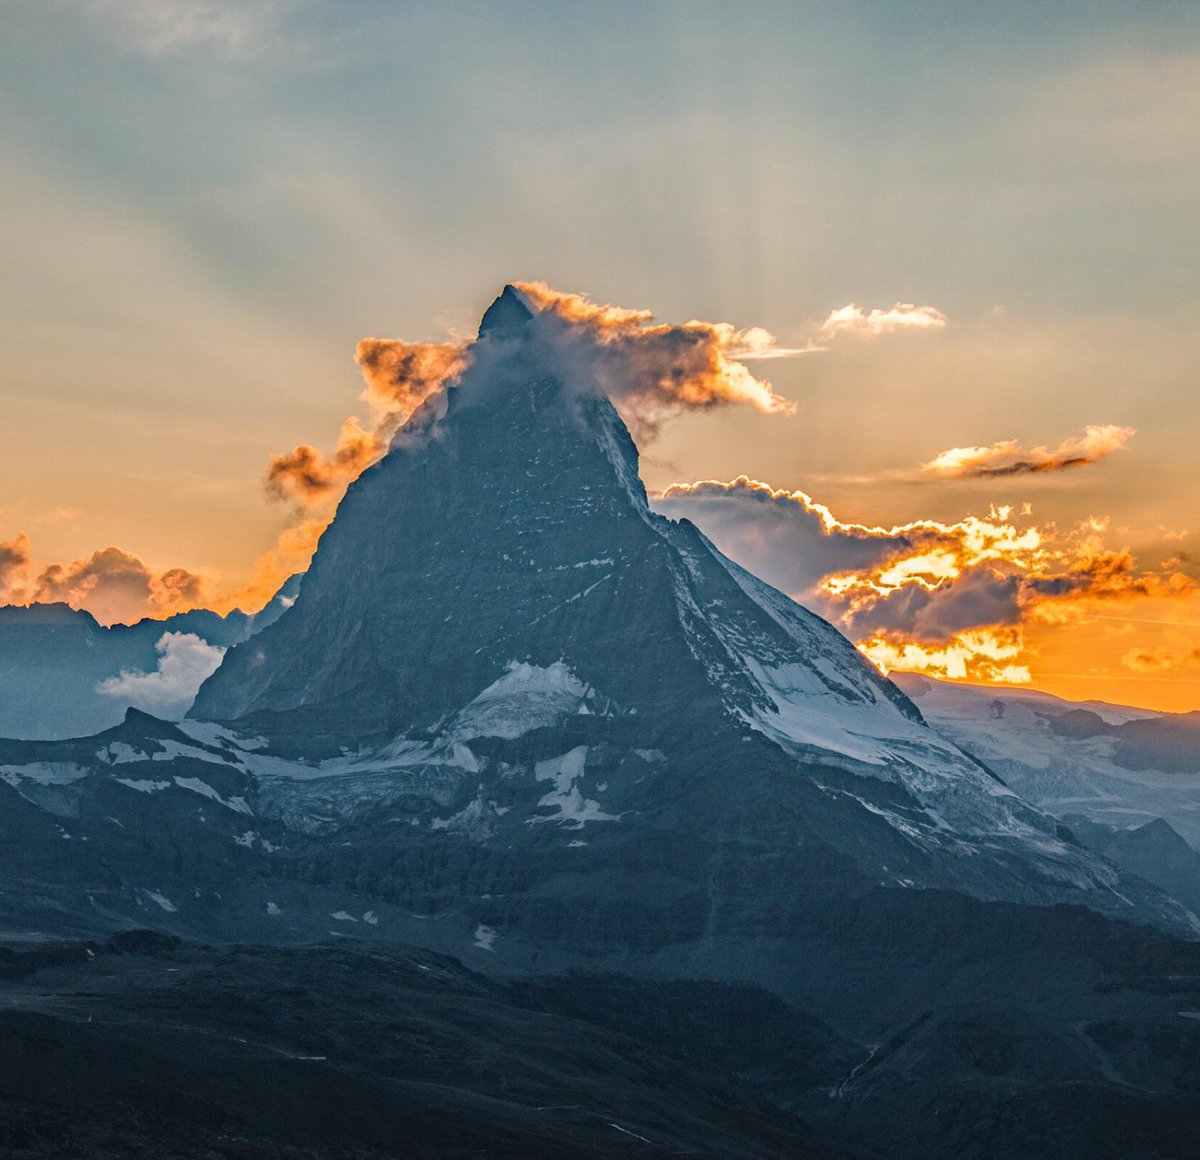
[4,286,1200,1158]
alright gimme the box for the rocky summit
[4,288,1200,1158]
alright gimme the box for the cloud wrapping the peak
[513,281,797,427]
[920,424,1135,479]
[354,338,469,424]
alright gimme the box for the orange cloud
[920,424,1135,479]
[265,416,385,508]
[818,302,947,340]
[210,516,327,617]
[262,338,469,514]
[858,626,1031,684]
[354,338,469,425]
[655,476,1195,685]
[5,543,210,626]
[1122,645,1200,674]
[265,284,802,517]
[513,281,797,428]
[0,533,32,601]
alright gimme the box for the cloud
[655,476,1195,684]
[0,533,32,601]
[354,338,469,425]
[1122,646,1200,674]
[28,546,209,626]
[76,0,298,61]
[265,416,385,508]
[818,302,947,340]
[513,281,797,429]
[0,537,211,626]
[920,424,1135,479]
[209,515,327,616]
[96,631,226,718]
[858,627,1031,685]
[263,283,801,516]
[261,338,468,513]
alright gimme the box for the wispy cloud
[1122,645,1200,674]
[74,0,302,61]
[920,424,1135,479]
[818,302,947,340]
[514,281,798,423]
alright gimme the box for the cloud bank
[656,476,1194,684]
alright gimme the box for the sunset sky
[2,1,1199,711]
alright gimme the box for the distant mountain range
[0,577,299,739]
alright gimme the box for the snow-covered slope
[897,674,1200,849]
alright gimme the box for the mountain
[7,286,1200,1157]
[0,577,300,739]
[896,674,1200,847]
[1,284,1190,950]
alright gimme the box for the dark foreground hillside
[4,889,1200,1160]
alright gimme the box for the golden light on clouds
[818,302,947,340]
[920,424,1136,480]
[512,281,798,421]
[654,476,1200,698]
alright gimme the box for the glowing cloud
[264,283,800,516]
[265,417,385,508]
[819,302,947,340]
[1122,646,1200,674]
[655,476,1195,685]
[0,533,32,601]
[210,516,327,617]
[513,281,797,425]
[28,546,208,626]
[354,338,469,426]
[858,627,1031,684]
[920,424,1135,479]
[96,631,227,718]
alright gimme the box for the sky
[1,0,1199,711]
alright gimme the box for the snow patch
[530,747,619,828]
[143,890,178,913]
[0,762,91,786]
[173,776,252,815]
[451,661,590,741]
[114,778,172,793]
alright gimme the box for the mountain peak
[478,284,534,338]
